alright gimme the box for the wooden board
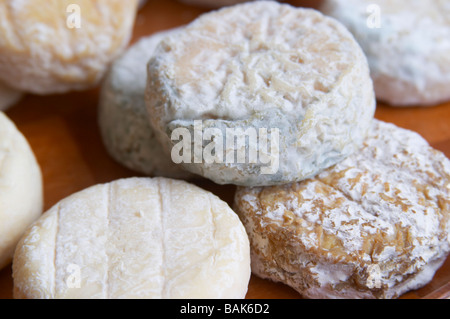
[1,0,449,299]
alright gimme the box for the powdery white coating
[0,0,139,94]
[0,81,23,111]
[99,28,191,178]
[235,120,450,299]
[13,177,251,299]
[0,112,43,270]
[146,1,375,186]
[321,0,450,106]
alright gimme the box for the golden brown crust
[235,120,450,299]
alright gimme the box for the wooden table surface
[1,0,449,299]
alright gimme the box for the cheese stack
[0,0,139,96]
[8,0,450,300]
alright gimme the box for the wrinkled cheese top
[148,1,367,122]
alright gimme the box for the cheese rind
[99,29,191,178]
[0,112,43,270]
[0,0,138,94]
[13,177,251,299]
[234,120,450,299]
[321,0,450,106]
[146,1,375,186]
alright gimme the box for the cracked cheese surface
[235,120,450,299]
[146,1,375,186]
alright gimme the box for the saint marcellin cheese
[99,28,191,178]
[0,112,43,270]
[0,81,23,111]
[0,0,139,94]
[146,1,376,186]
[235,120,450,299]
[321,0,450,106]
[13,177,251,299]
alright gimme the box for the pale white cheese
[0,112,43,270]
[321,0,450,106]
[13,177,251,299]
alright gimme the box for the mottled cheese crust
[235,120,450,299]
[13,177,251,299]
[146,1,375,186]
[99,29,191,178]
[321,0,450,106]
[0,0,139,94]
[0,112,43,270]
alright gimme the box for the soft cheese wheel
[99,29,191,178]
[0,112,43,270]
[321,0,450,106]
[13,177,251,299]
[235,120,450,299]
[146,1,375,186]
[0,0,139,94]
[0,81,23,111]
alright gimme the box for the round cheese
[146,1,375,186]
[99,28,191,178]
[0,112,43,270]
[13,177,251,299]
[234,120,450,299]
[0,81,23,111]
[321,0,450,106]
[0,0,139,94]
